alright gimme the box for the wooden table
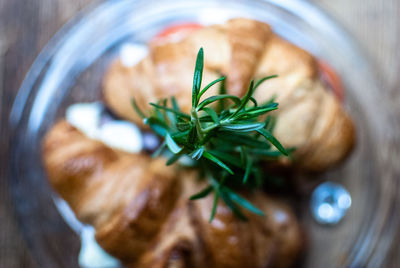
[0,0,399,267]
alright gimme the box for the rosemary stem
[220,118,233,125]
[203,124,219,132]
[191,108,205,140]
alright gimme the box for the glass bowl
[9,0,399,267]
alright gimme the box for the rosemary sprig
[132,47,290,221]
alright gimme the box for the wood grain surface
[0,0,399,267]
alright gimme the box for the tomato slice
[318,60,345,102]
[152,23,204,44]
[156,23,204,38]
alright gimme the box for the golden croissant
[103,18,355,171]
[43,120,303,267]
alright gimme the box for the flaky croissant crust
[103,18,355,171]
[43,120,304,267]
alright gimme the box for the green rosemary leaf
[197,94,241,111]
[219,109,231,119]
[165,133,182,154]
[231,80,255,118]
[249,97,258,107]
[131,98,147,119]
[202,107,220,124]
[193,48,204,107]
[190,146,205,160]
[225,189,265,216]
[286,147,296,154]
[208,150,243,168]
[151,141,166,158]
[221,122,265,132]
[240,146,246,164]
[217,131,271,149]
[236,108,278,120]
[251,102,279,110]
[244,102,278,113]
[171,96,180,111]
[199,115,215,123]
[150,103,190,119]
[145,117,168,137]
[187,126,197,145]
[264,115,272,129]
[164,103,177,128]
[248,149,283,157]
[218,77,227,112]
[177,121,191,131]
[243,157,252,183]
[209,190,220,222]
[171,130,190,139]
[197,76,226,102]
[166,152,184,165]
[154,103,164,122]
[190,185,213,200]
[257,129,288,156]
[253,75,278,90]
[220,190,247,221]
[265,115,276,132]
[260,96,277,107]
[203,151,234,175]
[199,128,218,145]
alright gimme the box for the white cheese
[53,197,120,267]
[79,226,120,268]
[98,121,143,153]
[119,43,148,67]
[66,102,102,139]
[66,102,143,154]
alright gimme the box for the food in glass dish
[104,18,354,171]
[42,18,355,267]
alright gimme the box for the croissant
[103,18,355,171]
[43,120,304,267]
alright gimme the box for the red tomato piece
[318,60,345,102]
[156,23,204,38]
[152,23,204,44]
